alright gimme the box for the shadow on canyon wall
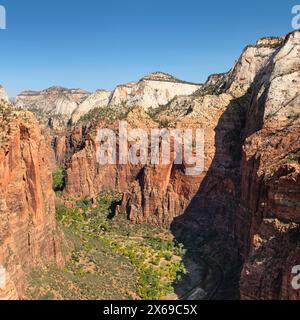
[170,54,277,299]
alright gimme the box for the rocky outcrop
[108,72,201,112]
[71,89,112,123]
[237,31,300,299]
[118,92,234,226]
[64,107,157,197]
[0,101,63,299]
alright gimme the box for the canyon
[0,30,300,300]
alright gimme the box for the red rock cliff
[0,102,63,299]
[237,31,300,299]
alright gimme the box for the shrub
[52,167,65,192]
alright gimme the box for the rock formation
[64,107,157,197]
[115,35,286,227]
[0,101,63,299]
[108,72,201,112]
[15,86,90,129]
[237,31,300,299]
[62,31,300,299]
[71,89,112,123]
[16,72,201,129]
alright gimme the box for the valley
[0,30,300,300]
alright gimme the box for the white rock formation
[263,32,300,122]
[226,37,283,98]
[71,72,201,123]
[15,86,90,128]
[16,86,90,116]
[15,72,201,126]
[71,89,112,123]
[108,72,201,111]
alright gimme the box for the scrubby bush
[52,167,65,192]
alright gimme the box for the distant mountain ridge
[14,72,202,127]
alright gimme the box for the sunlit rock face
[15,86,90,129]
[71,89,112,123]
[108,72,201,112]
[15,72,201,129]
[237,31,300,300]
[0,101,64,299]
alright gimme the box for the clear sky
[0,0,297,97]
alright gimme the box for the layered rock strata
[0,101,63,299]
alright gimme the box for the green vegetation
[286,150,300,165]
[0,101,14,143]
[78,106,130,126]
[156,118,171,128]
[143,71,201,86]
[25,235,137,300]
[264,150,300,179]
[26,192,186,300]
[52,167,65,192]
[287,113,300,122]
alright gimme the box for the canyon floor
[23,192,215,300]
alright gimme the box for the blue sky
[0,0,297,97]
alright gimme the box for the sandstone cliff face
[0,102,63,299]
[71,89,112,123]
[108,72,201,112]
[237,31,300,299]
[64,108,157,197]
